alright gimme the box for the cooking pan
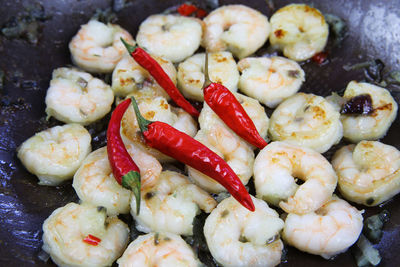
[0,0,399,266]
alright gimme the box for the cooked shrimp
[136,14,202,63]
[283,196,363,259]
[254,141,337,214]
[73,144,162,216]
[69,20,135,73]
[238,56,305,108]
[269,4,329,61]
[269,93,343,153]
[121,93,198,162]
[177,52,239,101]
[339,81,398,142]
[131,170,217,236]
[45,67,114,125]
[204,196,284,267]
[202,5,270,59]
[17,124,91,186]
[332,141,400,206]
[117,232,202,267]
[188,96,268,193]
[111,54,176,98]
[42,202,129,267]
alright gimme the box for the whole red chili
[120,38,200,118]
[203,53,268,149]
[83,234,101,246]
[130,96,255,212]
[107,98,141,214]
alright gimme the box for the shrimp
[117,232,202,267]
[136,14,202,63]
[238,56,305,108]
[73,144,162,216]
[339,81,398,143]
[253,141,337,214]
[17,123,91,186]
[269,92,343,153]
[188,96,268,193]
[283,196,363,259]
[111,54,176,98]
[131,170,217,236]
[69,20,135,73]
[202,5,270,59]
[45,67,114,125]
[177,52,239,101]
[121,93,198,162]
[332,141,400,206]
[42,202,129,267]
[269,4,329,61]
[204,196,284,267]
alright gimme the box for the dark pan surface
[0,0,399,266]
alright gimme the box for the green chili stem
[120,37,137,54]
[130,96,152,133]
[122,170,141,215]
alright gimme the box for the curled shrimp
[131,170,217,236]
[69,20,135,73]
[238,56,305,108]
[283,196,363,259]
[204,196,284,267]
[73,144,162,216]
[177,51,239,101]
[269,4,329,61]
[121,92,198,162]
[338,81,397,143]
[117,232,202,267]
[17,123,91,186]
[136,14,202,63]
[188,97,268,193]
[42,202,129,267]
[253,141,337,214]
[111,54,176,98]
[332,141,400,206]
[45,67,114,125]
[269,92,343,153]
[202,5,270,59]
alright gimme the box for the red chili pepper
[83,234,101,246]
[312,51,328,65]
[195,8,208,18]
[177,3,198,16]
[107,98,141,214]
[202,53,268,149]
[130,96,255,212]
[120,38,200,118]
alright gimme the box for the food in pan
[268,92,343,153]
[45,67,114,125]
[332,140,400,206]
[253,141,337,214]
[69,20,134,73]
[17,123,91,185]
[13,2,400,266]
[269,4,329,61]
[42,202,129,267]
[238,56,305,108]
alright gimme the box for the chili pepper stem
[130,96,152,132]
[203,51,212,88]
[120,37,138,54]
[122,170,141,215]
